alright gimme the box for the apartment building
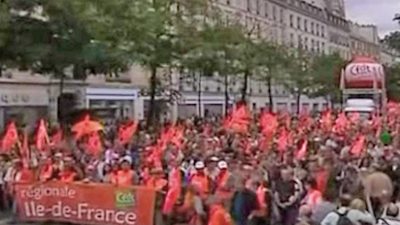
[349,23,380,59]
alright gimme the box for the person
[230,178,260,225]
[215,160,234,201]
[296,205,317,225]
[177,184,206,225]
[311,190,337,224]
[321,195,375,225]
[377,203,400,225]
[208,196,233,225]
[274,167,302,225]
[111,156,136,186]
[301,177,322,211]
[190,161,211,198]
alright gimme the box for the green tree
[386,64,400,101]
[180,11,244,115]
[282,50,315,114]
[383,31,400,52]
[309,53,346,105]
[0,1,11,76]
[237,33,259,103]
[1,0,129,80]
[254,41,289,111]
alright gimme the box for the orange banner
[15,182,156,225]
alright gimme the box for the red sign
[343,57,385,89]
[15,182,156,225]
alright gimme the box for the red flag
[321,110,332,131]
[350,135,365,157]
[333,112,348,134]
[118,121,138,145]
[295,139,308,160]
[1,121,19,152]
[260,112,278,137]
[170,126,184,149]
[72,115,103,140]
[36,119,50,151]
[86,132,103,156]
[277,129,289,153]
[224,103,250,133]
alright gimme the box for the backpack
[335,210,354,225]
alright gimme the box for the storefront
[0,85,49,130]
[84,87,140,120]
[176,93,233,118]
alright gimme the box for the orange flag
[118,121,138,145]
[333,113,348,134]
[72,115,103,140]
[1,121,19,152]
[295,139,308,160]
[277,129,289,153]
[86,132,103,156]
[260,112,278,137]
[321,110,332,131]
[350,135,365,157]
[170,126,184,149]
[36,119,50,151]
[224,103,250,133]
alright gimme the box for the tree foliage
[386,64,400,101]
[309,53,346,104]
[383,31,400,53]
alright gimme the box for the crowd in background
[1,106,400,225]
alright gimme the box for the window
[256,0,260,15]
[316,41,320,52]
[321,26,325,37]
[297,16,301,30]
[316,24,320,36]
[272,5,276,20]
[217,86,221,92]
[311,22,314,34]
[311,39,315,51]
[226,0,230,5]
[321,42,325,53]
[298,35,302,48]
[290,33,294,47]
[289,14,294,27]
[264,1,268,17]
[247,0,251,12]
[304,19,308,32]
[204,86,209,91]
[280,8,284,23]
[304,37,308,50]
[258,89,262,94]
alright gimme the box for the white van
[344,99,375,119]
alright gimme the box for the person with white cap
[110,155,136,187]
[215,160,234,201]
[207,156,220,181]
[190,161,211,198]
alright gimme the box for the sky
[345,0,399,37]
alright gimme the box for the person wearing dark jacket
[230,178,260,225]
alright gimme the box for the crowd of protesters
[1,104,400,225]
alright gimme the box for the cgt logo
[115,191,136,208]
